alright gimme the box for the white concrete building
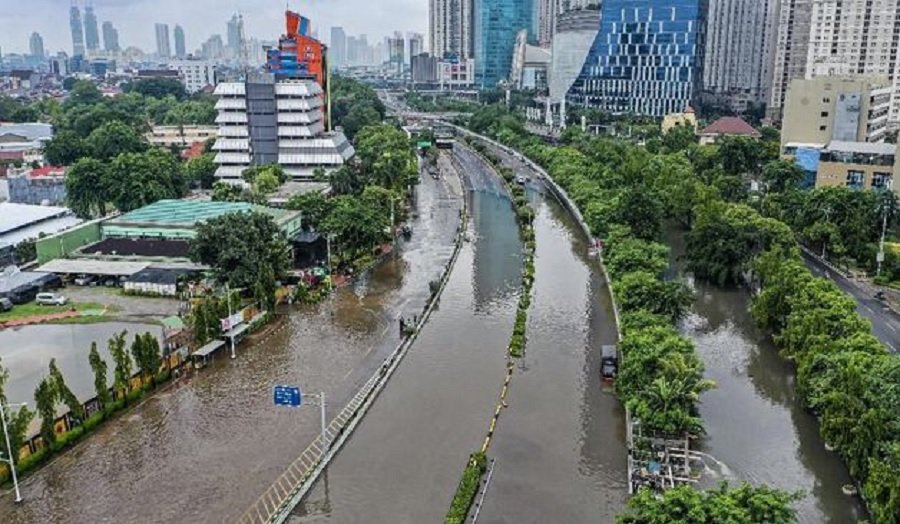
[429,0,474,59]
[212,74,354,182]
[170,60,217,94]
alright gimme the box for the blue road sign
[273,385,302,407]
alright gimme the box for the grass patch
[0,301,107,323]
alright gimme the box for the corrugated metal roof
[106,199,290,226]
[36,259,149,276]
[826,140,897,155]
[0,203,73,236]
[0,123,53,141]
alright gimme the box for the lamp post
[226,283,235,360]
[0,401,27,503]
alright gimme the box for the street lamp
[225,283,236,360]
[0,401,27,503]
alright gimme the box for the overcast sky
[0,0,427,55]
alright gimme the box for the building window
[820,111,829,117]
[873,172,892,190]
[819,125,828,131]
[846,170,865,189]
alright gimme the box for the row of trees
[461,105,803,519]
[330,75,386,140]
[0,330,161,477]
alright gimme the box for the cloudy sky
[0,0,427,55]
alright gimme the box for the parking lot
[63,285,182,321]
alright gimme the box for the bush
[104,398,125,417]
[126,388,143,403]
[445,452,488,524]
[17,448,49,475]
[82,411,105,432]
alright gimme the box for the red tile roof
[30,166,65,177]
[181,141,206,161]
[700,116,761,138]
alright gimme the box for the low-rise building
[781,76,892,150]
[662,107,698,134]
[814,141,898,192]
[0,123,54,162]
[146,125,217,148]
[6,165,67,205]
[0,203,82,267]
[698,116,761,145]
[169,60,217,94]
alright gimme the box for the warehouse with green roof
[102,200,302,239]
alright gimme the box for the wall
[36,220,103,263]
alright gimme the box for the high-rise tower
[155,23,171,58]
[174,25,186,59]
[83,5,100,52]
[429,0,474,60]
[474,0,537,87]
[29,32,45,58]
[102,21,120,53]
[70,5,86,56]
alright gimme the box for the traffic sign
[273,385,301,407]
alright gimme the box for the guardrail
[236,172,470,524]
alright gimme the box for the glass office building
[568,0,704,117]
[474,0,536,87]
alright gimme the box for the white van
[36,293,67,306]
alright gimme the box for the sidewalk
[800,245,900,315]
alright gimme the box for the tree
[86,120,148,161]
[0,358,34,468]
[131,333,161,387]
[617,483,799,524]
[43,129,87,166]
[285,191,333,231]
[14,238,36,264]
[252,170,280,196]
[105,148,186,212]
[763,159,805,193]
[614,271,694,323]
[108,330,132,403]
[865,443,900,524]
[354,124,418,191]
[322,195,391,258]
[211,181,244,202]
[125,78,187,100]
[48,359,83,424]
[88,342,111,407]
[190,211,291,293]
[34,377,57,447]
[184,153,218,189]
[66,80,103,106]
[65,158,110,218]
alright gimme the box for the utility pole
[0,401,26,503]
[877,198,889,277]
[226,283,236,359]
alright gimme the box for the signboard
[220,311,244,332]
[273,385,302,407]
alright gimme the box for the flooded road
[291,146,523,523]
[0,171,462,524]
[475,147,628,523]
[667,229,867,523]
[0,322,163,406]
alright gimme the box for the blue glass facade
[568,0,704,117]
[474,0,536,88]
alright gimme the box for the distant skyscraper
[227,13,245,59]
[568,0,704,117]
[201,34,226,60]
[703,0,779,113]
[388,32,405,74]
[174,25,186,58]
[537,0,557,47]
[429,0,474,60]
[70,6,86,56]
[330,27,347,68]
[102,21,120,53]
[474,0,537,86]
[83,6,100,52]
[409,32,424,60]
[29,32,45,58]
[155,23,171,58]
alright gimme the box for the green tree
[66,80,103,106]
[105,148,186,212]
[190,211,291,293]
[211,181,244,202]
[285,191,333,231]
[124,78,187,100]
[48,359,83,423]
[252,170,281,196]
[354,124,418,191]
[14,238,37,264]
[184,153,218,189]
[65,157,110,218]
[322,195,391,258]
[108,330,132,403]
[865,443,900,524]
[614,271,694,323]
[88,342,111,407]
[617,483,799,524]
[34,377,57,447]
[0,358,34,468]
[86,120,148,161]
[43,129,87,166]
[762,159,805,193]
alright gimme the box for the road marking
[887,324,898,334]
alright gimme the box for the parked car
[0,297,13,312]
[74,275,95,286]
[600,345,618,380]
[36,293,67,306]
[515,175,527,185]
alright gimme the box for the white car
[515,175,527,185]
[36,293,67,306]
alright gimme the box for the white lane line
[887,324,898,334]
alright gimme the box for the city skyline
[0,0,427,56]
